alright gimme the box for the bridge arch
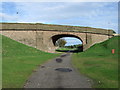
[51,34,83,46]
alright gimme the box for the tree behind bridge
[56,39,67,47]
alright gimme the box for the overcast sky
[0,2,119,46]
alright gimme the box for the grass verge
[72,36,119,88]
[56,47,76,51]
[2,35,59,88]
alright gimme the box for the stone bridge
[0,23,115,53]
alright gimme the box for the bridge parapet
[0,23,114,35]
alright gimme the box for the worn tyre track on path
[24,53,93,88]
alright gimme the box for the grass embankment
[72,36,119,88]
[56,47,76,51]
[2,35,59,88]
[0,35,2,89]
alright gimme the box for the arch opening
[51,34,83,53]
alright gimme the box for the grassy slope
[56,47,76,51]
[0,35,2,89]
[2,35,59,88]
[72,36,119,88]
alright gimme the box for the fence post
[112,49,115,54]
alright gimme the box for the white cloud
[2,0,120,2]
[14,2,112,22]
[1,2,118,33]
[63,37,82,44]
[0,13,17,21]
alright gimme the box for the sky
[61,37,82,46]
[0,2,119,46]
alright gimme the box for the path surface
[24,53,93,88]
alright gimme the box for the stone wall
[1,23,114,35]
[1,30,36,48]
[0,30,113,53]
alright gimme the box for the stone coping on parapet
[113,34,120,36]
[0,23,115,35]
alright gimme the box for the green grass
[72,36,119,88]
[56,47,77,51]
[0,35,2,89]
[2,35,59,88]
